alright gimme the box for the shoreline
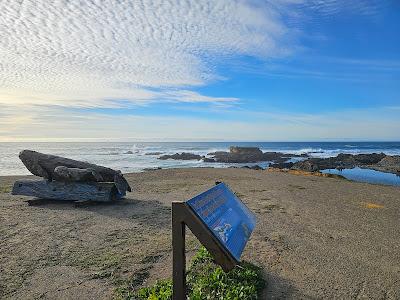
[1,164,400,188]
[2,142,400,176]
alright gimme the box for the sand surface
[1,168,399,299]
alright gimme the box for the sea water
[322,167,400,186]
[0,142,399,186]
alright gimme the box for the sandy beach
[1,168,399,299]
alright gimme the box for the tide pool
[322,167,400,187]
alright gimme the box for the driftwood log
[12,180,120,202]
[19,150,131,194]
[54,166,103,182]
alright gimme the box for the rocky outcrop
[158,152,203,160]
[291,153,399,175]
[292,158,338,172]
[353,153,386,164]
[230,146,263,155]
[241,165,263,170]
[145,152,163,155]
[157,147,307,164]
[374,155,400,174]
[143,167,162,171]
[269,162,294,169]
[206,147,305,163]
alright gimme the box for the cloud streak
[0,0,289,108]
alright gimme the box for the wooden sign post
[172,182,256,300]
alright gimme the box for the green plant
[123,247,265,300]
[136,280,173,300]
[0,185,11,193]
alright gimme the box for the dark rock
[377,155,400,167]
[145,152,163,155]
[292,159,321,172]
[354,153,386,164]
[207,146,304,164]
[291,153,400,175]
[161,146,306,164]
[143,167,162,171]
[262,152,295,161]
[249,165,263,170]
[203,157,216,163]
[241,165,263,170]
[158,152,202,160]
[336,154,356,164]
[124,151,134,154]
[230,146,263,155]
[207,151,227,156]
[269,162,294,169]
[374,155,400,173]
[208,147,264,163]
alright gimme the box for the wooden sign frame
[172,201,238,299]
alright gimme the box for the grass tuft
[0,185,12,194]
[117,247,265,300]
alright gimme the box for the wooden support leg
[172,202,186,300]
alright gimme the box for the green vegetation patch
[117,247,265,300]
[0,185,12,193]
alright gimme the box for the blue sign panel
[186,183,256,261]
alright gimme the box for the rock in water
[158,152,203,160]
[291,153,400,175]
[376,155,400,173]
[18,150,131,194]
[229,146,263,155]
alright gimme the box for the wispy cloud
[296,0,387,17]
[0,0,290,108]
[224,55,400,82]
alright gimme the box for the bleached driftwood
[18,150,131,194]
[12,180,121,202]
[54,166,103,182]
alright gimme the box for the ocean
[1,142,400,186]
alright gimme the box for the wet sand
[1,168,399,299]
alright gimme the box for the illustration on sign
[186,182,256,261]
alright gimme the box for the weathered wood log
[12,180,121,202]
[54,166,103,182]
[18,150,131,194]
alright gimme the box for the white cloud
[1,0,395,142]
[0,0,289,108]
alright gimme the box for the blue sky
[0,0,399,141]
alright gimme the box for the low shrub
[125,247,264,300]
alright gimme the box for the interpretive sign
[186,182,256,261]
[172,182,257,300]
